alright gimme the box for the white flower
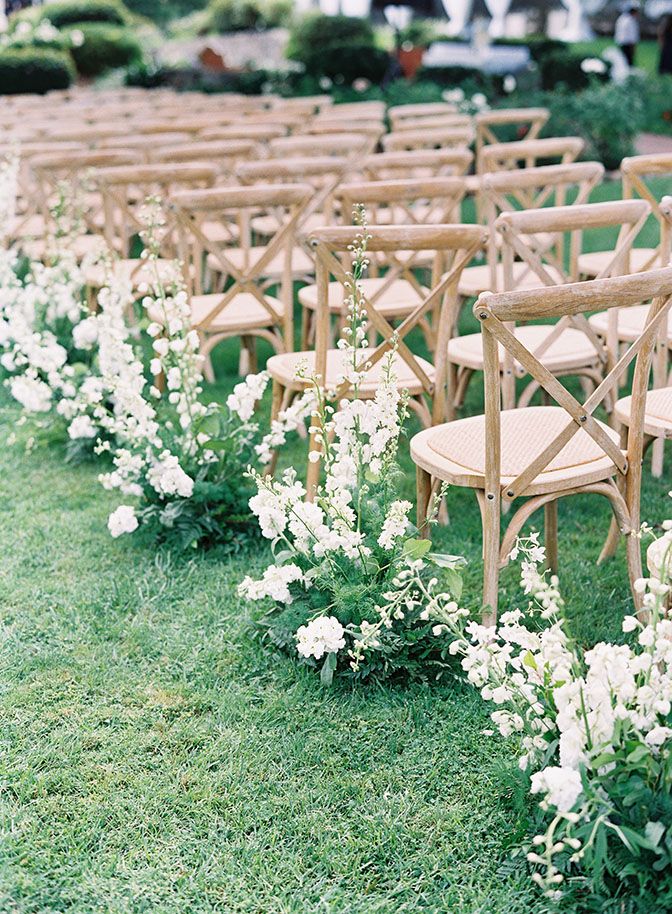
[72,316,98,350]
[68,415,97,439]
[147,452,194,498]
[530,766,583,812]
[581,57,607,74]
[226,372,269,422]
[238,562,304,603]
[647,534,672,581]
[378,500,412,550]
[503,75,516,94]
[108,505,139,538]
[296,616,346,659]
[9,373,52,412]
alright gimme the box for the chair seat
[298,277,428,316]
[457,261,565,298]
[267,346,434,396]
[615,386,672,438]
[148,291,284,333]
[447,325,600,373]
[200,219,240,244]
[578,247,659,278]
[411,405,622,495]
[589,304,672,343]
[206,245,313,279]
[83,257,179,289]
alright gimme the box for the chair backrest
[94,162,218,257]
[30,149,139,235]
[237,155,352,229]
[381,125,473,152]
[475,107,549,171]
[269,132,380,160]
[169,182,314,345]
[199,123,287,143]
[661,195,672,263]
[337,176,466,231]
[479,161,605,289]
[475,266,672,502]
[479,136,585,174]
[388,101,459,128]
[149,139,260,175]
[361,149,473,184]
[621,154,672,269]
[307,223,487,417]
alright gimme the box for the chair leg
[651,436,665,478]
[416,467,432,537]
[265,380,284,477]
[482,490,501,626]
[544,499,558,574]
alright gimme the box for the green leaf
[320,651,337,686]
[626,745,650,765]
[522,651,538,671]
[443,568,463,601]
[402,538,432,561]
[645,821,666,849]
[201,438,230,452]
[426,552,466,569]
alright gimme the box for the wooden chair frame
[475,107,550,173]
[170,183,314,376]
[381,126,473,153]
[362,149,473,181]
[478,136,585,175]
[415,267,672,619]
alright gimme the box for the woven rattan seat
[267,347,435,396]
[447,325,600,373]
[589,304,672,342]
[412,405,622,494]
[457,261,565,298]
[148,291,284,333]
[205,245,313,279]
[578,247,658,277]
[298,277,427,316]
[615,386,672,437]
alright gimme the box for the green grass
[1,182,671,913]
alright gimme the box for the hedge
[68,22,142,76]
[0,47,75,94]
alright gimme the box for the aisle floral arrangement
[238,210,466,684]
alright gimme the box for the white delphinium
[378,500,412,550]
[296,616,346,659]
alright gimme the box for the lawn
[1,179,671,914]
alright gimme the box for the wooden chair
[149,139,260,177]
[391,114,473,133]
[412,266,672,619]
[266,223,486,493]
[474,107,550,173]
[169,183,314,380]
[579,153,672,278]
[448,198,649,417]
[84,162,218,293]
[606,195,672,479]
[381,125,474,153]
[362,149,473,181]
[296,178,471,352]
[388,101,459,128]
[478,136,585,175]
[199,124,287,144]
[458,161,605,299]
[268,132,380,160]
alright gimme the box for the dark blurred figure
[659,14,672,75]
[615,2,640,67]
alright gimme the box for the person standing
[615,2,640,67]
[659,14,672,75]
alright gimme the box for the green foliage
[397,19,439,49]
[634,72,672,136]
[124,0,208,25]
[207,0,291,33]
[287,13,389,85]
[18,0,131,28]
[0,47,75,94]
[69,22,142,76]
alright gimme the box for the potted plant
[396,19,437,79]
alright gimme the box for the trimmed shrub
[125,0,207,24]
[0,47,75,94]
[208,0,291,33]
[287,13,389,85]
[68,22,142,76]
[27,0,130,28]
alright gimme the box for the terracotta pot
[397,46,425,79]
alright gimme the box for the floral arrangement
[439,528,672,909]
[90,199,308,549]
[238,209,465,684]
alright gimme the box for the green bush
[125,0,207,24]
[208,0,291,32]
[0,47,75,94]
[287,13,389,85]
[25,0,130,28]
[68,22,142,76]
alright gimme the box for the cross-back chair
[297,178,471,352]
[169,182,314,380]
[608,195,672,480]
[268,131,380,160]
[388,101,459,129]
[458,160,605,300]
[381,125,474,152]
[413,266,672,620]
[266,223,487,493]
[362,149,474,181]
[149,140,260,176]
[84,161,218,293]
[479,136,585,175]
[474,107,550,172]
[450,198,650,415]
